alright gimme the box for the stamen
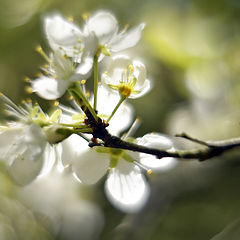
[35,72,42,77]
[82,13,90,20]
[121,23,129,34]
[80,79,86,84]
[68,95,74,101]
[53,101,59,107]
[35,45,51,63]
[24,86,33,94]
[122,118,141,140]
[67,16,74,22]
[23,76,30,83]
[134,160,152,175]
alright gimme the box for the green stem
[106,95,126,123]
[93,55,98,111]
[69,83,98,121]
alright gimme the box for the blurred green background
[1,0,240,239]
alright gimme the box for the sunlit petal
[105,160,150,212]
[110,23,145,52]
[32,76,69,100]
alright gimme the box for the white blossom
[102,55,152,98]
[0,95,61,184]
[19,168,104,240]
[44,13,97,63]
[32,50,93,100]
[61,134,150,213]
[83,10,145,55]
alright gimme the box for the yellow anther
[53,75,58,79]
[81,79,86,84]
[26,98,32,103]
[63,54,68,60]
[35,72,42,77]
[121,23,129,34]
[68,95,74,100]
[98,81,102,85]
[25,86,33,94]
[35,45,42,53]
[85,91,90,98]
[104,71,108,75]
[79,46,84,52]
[147,169,153,176]
[43,64,49,69]
[53,101,59,107]
[82,13,90,20]
[21,100,26,104]
[77,38,82,43]
[67,16,74,22]
[129,64,134,73]
[24,76,30,82]
[0,92,3,97]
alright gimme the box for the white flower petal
[96,86,134,135]
[85,11,118,44]
[0,127,23,156]
[44,14,83,55]
[32,76,69,100]
[72,149,109,185]
[39,144,57,177]
[136,133,177,171]
[75,56,94,77]
[60,134,88,166]
[6,124,46,185]
[105,160,150,213]
[110,23,145,52]
[133,60,147,85]
[130,78,152,99]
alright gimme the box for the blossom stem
[69,83,98,121]
[106,95,126,123]
[93,55,98,111]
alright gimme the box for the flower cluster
[0,10,176,212]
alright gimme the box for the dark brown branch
[72,89,240,162]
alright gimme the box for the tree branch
[71,88,240,162]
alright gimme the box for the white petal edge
[72,149,109,185]
[105,160,150,213]
[85,11,118,44]
[110,23,146,52]
[44,14,82,52]
[129,78,152,99]
[32,76,69,100]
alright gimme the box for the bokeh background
[1,0,240,239]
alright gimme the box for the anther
[68,95,73,100]
[81,79,86,84]
[23,76,30,82]
[35,72,42,77]
[147,169,153,176]
[53,101,59,107]
[67,16,74,22]
[24,86,33,94]
[82,13,90,20]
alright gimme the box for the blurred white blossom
[19,168,104,240]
